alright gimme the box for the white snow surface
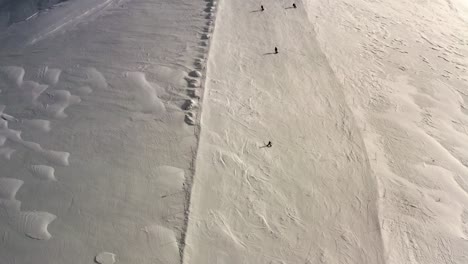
[1,0,468,263]
[184,0,384,263]
[0,0,210,262]
[305,0,468,263]
[185,0,468,263]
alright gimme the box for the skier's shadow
[263,52,276,55]
[285,7,295,9]
[250,9,262,13]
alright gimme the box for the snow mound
[124,71,166,114]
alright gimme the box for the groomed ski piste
[1,0,468,263]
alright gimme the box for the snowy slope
[2,0,467,262]
[184,0,384,263]
[0,0,215,263]
[305,0,468,263]
[184,0,468,263]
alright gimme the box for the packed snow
[184,0,384,262]
[1,0,468,263]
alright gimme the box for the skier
[292,3,296,8]
[260,141,273,148]
[261,5,264,11]
[274,47,278,54]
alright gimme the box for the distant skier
[260,141,273,148]
[292,3,297,8]
[274,47,278,54]
[261,5,264,11]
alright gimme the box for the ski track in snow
[28,0,117,45]
[185,0,468,263]
[184,0,385,263]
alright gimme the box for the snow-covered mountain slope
[0,0,215,263]
[184,0,384,263]
[2,0,467,262]
[305,0,468,262]
[184,0,468,263]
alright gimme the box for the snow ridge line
[179,0,220,262]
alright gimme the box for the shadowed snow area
[0,0,120,47]
[0,0,213,263]
[0,0,67,26]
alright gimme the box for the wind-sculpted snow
[30,165,56,181]
[95,252,116,264]
[304,0,468,262]
[0,0,215,262]
[0,65,101,241]
[123,72,166,114]
[0,178,56,240]
[6,0,463,261]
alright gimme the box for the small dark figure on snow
[274,47,278,54]
[261,5,264,11]
[260,141,273,148]
[292,3,296,8]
